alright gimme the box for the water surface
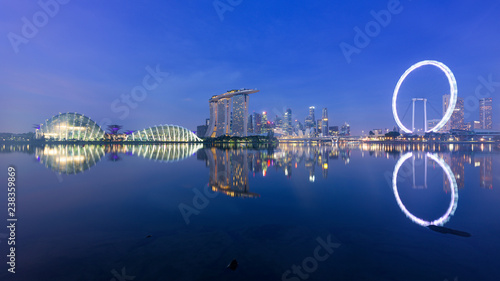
[0,143,499,280]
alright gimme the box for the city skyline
[1,1,500,134]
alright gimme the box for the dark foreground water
[0,143,499,281]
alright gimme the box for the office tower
[284,109,292,135]
[340,122,350,136]
[329,126,339,136]
[443,95,465,131]
[322,108,329,136]
[479,98,492,129]
[247,115,253,134]
[205,89,259,138]
[427,119,440,131]
[253,112,262,135]
[473,120,482,130]
[262,111,268,134]
[295,120,303,133]
[316,119,322,135]
[197,124,208,137]
[275,115,283,130]
[305,106,316,129]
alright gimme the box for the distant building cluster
[441,95,492,132]
[197,89,351,138]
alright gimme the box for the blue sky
[1,0,499,134]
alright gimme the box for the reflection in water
[32,143,202,174]
[203,148,260,198]
[2,143,496,192]
[36,145,105,174]
[478,156,493,189]
[129,143,203,163]
[392,152,458,227]
[443,153,467,190]
[196,144,351,197]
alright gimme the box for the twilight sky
[1,0,499,134]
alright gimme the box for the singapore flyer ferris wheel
[392,60,458,134]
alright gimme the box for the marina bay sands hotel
[204,89,260,138]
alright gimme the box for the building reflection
[31,143,202,174]
[477,156,493,189]
[443,153,467,191]
[35,145,105,174]
[129,143,202,163]
[198,144,351,188]
[201,148,260,198]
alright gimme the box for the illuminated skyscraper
[305,106,316,129]
[262,111,268,134]
[205,89,259,138]
[216,98,231,136]
[247,115,253,134]
[253,112,262,135]
[322,108,329,136]
[479,98,492,129]
[443,95,465,130]
[284,109,292,135]
[232,95,249,136]
[340,122,350,136]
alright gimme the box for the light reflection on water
[0,142,499,280]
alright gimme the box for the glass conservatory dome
[37,113,105,141]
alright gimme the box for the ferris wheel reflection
[392,152,459,227]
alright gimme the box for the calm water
[0,143,499,281]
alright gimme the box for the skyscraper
[232,95,249,136]
[316,119,322,135]
[340,122,350,136]
[284,109,292,135]
[321,108,329,136]
[253,112,262,135]
[262,111,268,134]
[305,106,316,129]
[479,97,493,129]
[216,98,231,136]
[205,89,259,138]
[247,114,253,134]
[275,115,283,131]
[443,95,465,131]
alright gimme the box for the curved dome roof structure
[38,113,105,141]
[130,125,201,142]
